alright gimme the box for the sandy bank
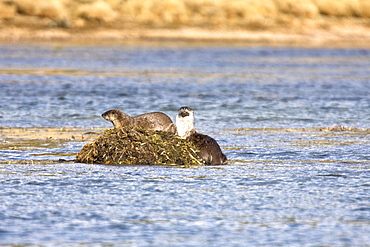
[1,12,370,48]
[1,0,370,47]
[1,24,370,47]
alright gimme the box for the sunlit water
[0,43,369,246]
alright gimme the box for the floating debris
[76,127,205,166]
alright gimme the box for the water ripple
[0,44,370,246]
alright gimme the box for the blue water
[0,43,370,246]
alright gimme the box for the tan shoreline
[1,0,370,47]
[1,25,370,47]
[0,127,105,141]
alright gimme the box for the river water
[0,43,369,246]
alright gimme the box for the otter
[176,106,227,165]
[102,109,177,134]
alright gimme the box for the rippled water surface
[0,43,370,246]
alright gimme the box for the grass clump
[121,0,188,26]
[12,0,70,27]
[76,127,205,166]
[276,0,319,18]
[313,0,361,17]
[221,0,278,28]
[0,2,16,19]
[14,0,68,19]
[77,0,118,23]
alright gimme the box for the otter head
[102,109,131,128]
[176,106,195,139]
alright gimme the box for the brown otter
[176,106,227,165]
[102,109,177,134]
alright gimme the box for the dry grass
[1,0,370,30]
[14,0,68,19]
[121,0,188,26]
[358,0,370,18]
[313,0,361,17]
[277,0,319,18]
[77,0,118,23]
[0,2,16,19]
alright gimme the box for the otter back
[187,132,227,165]
[102,109,176,133]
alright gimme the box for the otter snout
[102,109,119,122]
[101,111,111,121]
[178,106,193,118]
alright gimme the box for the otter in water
[176,106,227,165]
[102,109,177,134]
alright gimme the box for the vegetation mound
[76,127,204,166]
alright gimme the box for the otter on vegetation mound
[176,106,227,165]
[102,109,177,134]
[76,127,205,166]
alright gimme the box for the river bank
[1,22,370,47]
[1,0,370,47]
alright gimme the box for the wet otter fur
[102,109,176,134]
[176,106,227,165]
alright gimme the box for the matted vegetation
[76,127,205,166]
